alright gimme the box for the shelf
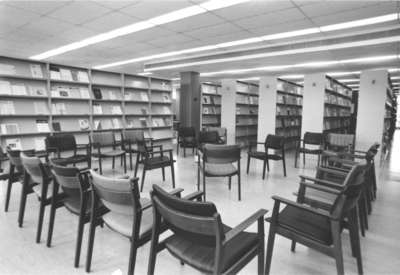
[276,125,301,129]
[50,79,89,85]
[125,100,150,104]
[236,124,258,127]
[202,92,221,97]
[0,74,47,81]
[276,114,302,118]
[325,88,352,100]
[0,94,48,100]
[52,114,90,117]
[202,103,221,106]
[1,114,50,118]
[151,113,173,117]
[236,113,257,116]
[150,88,172,93]
[125,113,149,116]
[277,90,303,98]
[202,113,220,116]
[92,114,123,117]
[153,136,174,141]
[0,132,50,137]
[51,97,90,101]
[324,103,351,109]
[276,102,302,107]
[324,116,351,119]
[151,101,172,105]
[92,83,122,88]
[151,125,173,129]
[124,86,148,91]
[57,130,90,134]
[93,128,123,132]
[236,91,259,97]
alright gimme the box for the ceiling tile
[95,0,140,10]
[0,4,42,28]
[147,33,196,47]
[248,19,316,36]
[119,26,176,43]
[82,10,140,32]
[4,1,70,16]
[299,1,381,18]
[234,8,306,30]
[56,26,99,41]
[162,12,226,32]
[183,22,243,40]
[18,17,76,37]
[46,1,112,25]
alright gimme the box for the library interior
[0,1,400,275]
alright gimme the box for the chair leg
[203,174,207,202]
[123,154,127,174]
[246,155,250,174]
[350,209,363,275]
[228,176,231,190]
[98,157,103,175]
[317,153,321,167]
[134,154,140,178]
[46,200,57,247]
[36,200,46,243]
[238,173,241,201]
[258,223,265,275]
[184,147,186,157]
[18,182,28,227]
[197,162,200,191]
[282,157,287,177]
[4,180,13,212]
[262,160,267,180]
[291,241,296,252]
[171,164,176,189]
[112,157,115,169]
[129,152,133,171]
[127,240,138,275]
[266,158,270,172]
[147,232,159,275]
[74,214,85,268]
[294,149,298,168]
[161,168,165,181]
[140,169,146,192]
[303,152,306,166]
[265,226,276,275]
[85,217,97,273]
[331,222,344,275]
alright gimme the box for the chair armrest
[183,191,204,201]
[78,167,90,173]
[76,144,89,149]
[224,209,268,243]
[148,149,173,155]
[320,165,350,173]
[299,181,342,195]
[271,195,334,219]
[299,175,344,189]
[316,167,348,177]
[141,188,184,211]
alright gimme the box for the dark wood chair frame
[177,127,197,157]
[122,130,154,171]
[294,132,324,168]
[147,185,267,275]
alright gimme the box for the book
[140,118,147,127]
[203,107,209,114]
[162,106,171,114]
[0,80,12,95]
[112,118,121,129]
[140,92,149,101]
[109,91,117,100]
[93,104,103,114]
[0,101,15,115]
[0,123,19,135]
[52,103,67,114]
[50,68,61,80]
[163,94,170,102]
[29,86,47,96]
[93,88,102,99]
[34,138,46,151]
[141,107,148,115]
[77,71,89,82]
[11,84,27,95]
[111,105,122,114]
[0,63,16,75]
[78,119,90,130]
[52,122,61,132]
[36,119,50,132]
[202,96,210,104]
[102,119,113,129]
[79,87,90,98]
[58,87,70,97]
[60,68,73,81]
[5,138,22,150]
[69,87,81,98]
[71,70,78,82]
[34,101,49,114]
[30,64,43,78]
[94,120,102,130]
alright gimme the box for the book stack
[36,119,50,132]
[0,101,15,115]
[0,123,19,135]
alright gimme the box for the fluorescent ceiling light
[327,71,361,77]
[199,54,400,77]
[347,84,360,87]
[145,37,400,71]
[96,12,399,69]
[30,0,248,60]
[137,72,152,76]
[391,76,400,80]
[337,78,360,83]
[279,74,305,79]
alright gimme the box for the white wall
[221,79,237,145]
[258,77,277,145]
[301,73,326,136]
[356,69,388,161]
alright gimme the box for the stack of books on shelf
[51,86,90,99]
[78,119,90,131]
[0,63,17,75]
[0,123,19,135]
[36,119,50,133]
[52,103,67,114]
[50,67,89,82]
[111,105,122,115]
[93,104,103,114]
[5,138,22,150]
[34,101,49,115]
[0,101,15,115]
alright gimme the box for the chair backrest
[124,130,146,151]
[91,132,115,148]
[207,127,227,138]
[179,127,196,138]
[265,134,284,150]
[45,134,77,153]
[7,148,35,174]
[90,170,140,215]
[51,162,87,201]
[151,184,224,247]
[203,144,241,164]
[303,132,323,145]
[21,152,48,185]
[199,130,219,144]
[326,133,354,150]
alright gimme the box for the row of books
[324,107,351,117]
[276,128,300,138]
[325,78,352,97]
[277,81,302,95]
[202,117,220,126]
[236,118,257,125]
[203,107,219,115]
[51,85,90,98]
[276,106,302,116]
[125,79,172,91]
[236,127,257,136]
[4,137,45,151]
[324,119,350,130]
[236,107,258,115]
[276,118,301,128]
[202,95,221,105]
[201,84,219,94]
[236,82,258,94]
[93,104,122,115]
[50,67,89,83]
[277,94,302,105]
[236,94,258,105]
[324,94,352,106]
[0,63,43,78]
[0,80,47,96]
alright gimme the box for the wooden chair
[85,170,187,275]
[247,134,286,178]
[0,146,8,182]
[147,184,267,275]
[265,163,366,275]
[90,131,126,174]
[122,130,153,171]
[206,127,227,144]
[198,144,241,200]
[198,130,220,152]
[177,127,197,157]
[46,163,107,268]
[321,133,354,165]
[294,132,323,168]
[20,152,60,243]
[45,134,91,167]
[136,143,176,192]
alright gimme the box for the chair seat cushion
[52,155,89,166]
[321,150,339,157]
[164,225,258,273]
[299,148,322,154]
[248,151,267,159]
[302,189,337,209]
[102,198,153,238]
[270,205,332,245]
[100,149,126,157]
[144,156,171,167]
[202,163,237,176]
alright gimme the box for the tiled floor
[1,135,399,275]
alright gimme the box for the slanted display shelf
[323,76,353,134]
[0,56,174,150]
[235,81,259,147]
[201,83,221,128]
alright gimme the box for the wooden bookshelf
[0,56,174,150]
[201,83,221,128]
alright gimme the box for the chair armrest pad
[271,196,334,219]
[316,167,348,177]
[224,209,268,243]
[298,181,342,195]
[149,149,173,155]
[168,188,184,197]
[76,144,89,148]
[299,175,344,189]
[183,191,204,201]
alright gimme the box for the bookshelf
[221,79,258,146]
[201,83,221,128]
[0,56,174,151]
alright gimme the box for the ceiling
[0,0,399,88]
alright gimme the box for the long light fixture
[144,36,400,71]
[29,0,249,60]
[95,13,400,69]
[199,54,399,77]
